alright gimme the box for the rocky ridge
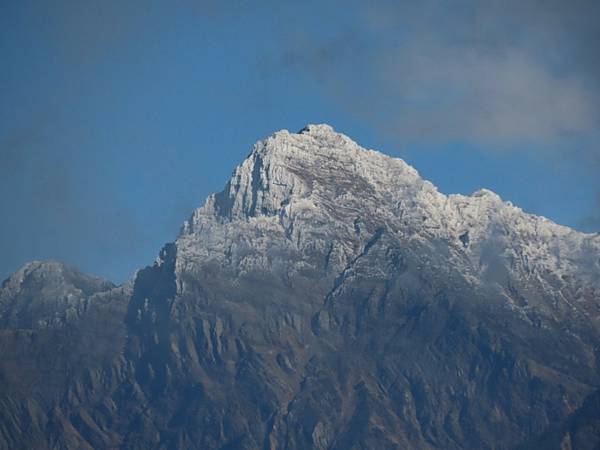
[179,124,600,325]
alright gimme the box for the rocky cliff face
[1,125,599,449]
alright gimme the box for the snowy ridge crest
[177,124,600,310]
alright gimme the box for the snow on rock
[0,261,115,329]
[175,124,600,319]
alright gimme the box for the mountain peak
[2,260,113,294]
[298,123,337,136]
[3,260,70,288]
[183,124,423,228]
[179,125,600,302]
[0,260,115,329]
[258,123,361,159]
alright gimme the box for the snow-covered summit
[298,123,336,135]
[184,123,422,224]
[181,124,592,244]
[175,124,599,321]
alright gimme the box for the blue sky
[1,0,599,282]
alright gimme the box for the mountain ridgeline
[1,125,600,449]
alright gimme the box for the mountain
[0,261,116,329]
[1,124,599,449]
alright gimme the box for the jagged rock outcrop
[0,261,115,329]
[1,125,599,449]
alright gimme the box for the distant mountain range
[1,125,599,449]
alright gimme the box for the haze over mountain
[1,125,599,449]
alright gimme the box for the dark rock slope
[1,125,599,449]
